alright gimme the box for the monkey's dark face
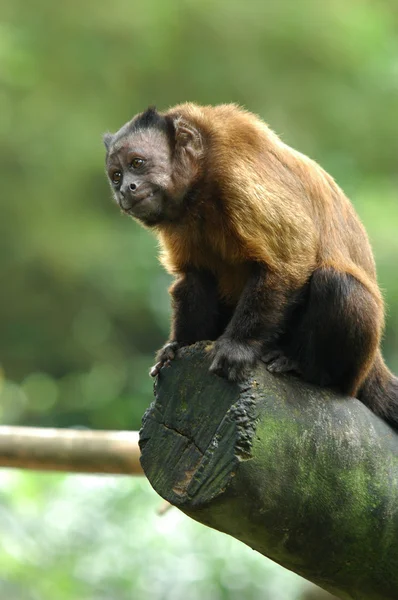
[105,128,175,226]
[104,109,202,227]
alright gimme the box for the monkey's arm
[151,269,221,375]
[141,343,398,600]
[210,263,290,381]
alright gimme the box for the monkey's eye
[130,158,145,169]
[112,171,122,185]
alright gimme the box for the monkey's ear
[173,118,202,157]
[103,133,113,151]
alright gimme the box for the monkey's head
[104,107,203,227]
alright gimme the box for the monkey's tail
[358,351,398,430]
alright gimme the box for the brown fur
[159,104,381,298]
[160,105,391,405]
[105,103,397,426]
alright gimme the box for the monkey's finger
[261,350,283,364]
[209,359,227,378]
[164,348,176,361]
[267,356,300,374]
[150,362,163,377]
[209,356,247,382]
[227,365,245,382]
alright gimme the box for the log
[139,342,398,600]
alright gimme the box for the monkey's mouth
[130,191,155,205]
[122,188,159,214]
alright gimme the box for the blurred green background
[0,0,397,598]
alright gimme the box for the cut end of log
[139,342,259,507]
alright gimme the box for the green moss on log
[139,342,398,600]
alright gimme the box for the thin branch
[0,426,142,475]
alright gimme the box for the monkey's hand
[262,350,301,375]
[150,341,180,377]
[209,338,259,382]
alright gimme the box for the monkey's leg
[281,267,381,395]
[151,269,222,377]
[210,264,290,382]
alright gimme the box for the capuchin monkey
[104,103,398,428]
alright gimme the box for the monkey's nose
[129,183,137,192]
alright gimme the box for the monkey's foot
[209,339,258,382]
[262,350,301,375]
[150,341,180,377]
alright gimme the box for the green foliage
[1,0,398,430]
[0,0,397,597]
[0,473,322,600]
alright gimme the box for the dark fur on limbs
[155,263,292,381]
[275,267,380,396]
[153,269,230,374]
[169,269,222,344]
[210,264,292,381]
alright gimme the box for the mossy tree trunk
[140,343,398,600]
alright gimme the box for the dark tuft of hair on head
[135,106,159,129]
[130,106,176,144]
